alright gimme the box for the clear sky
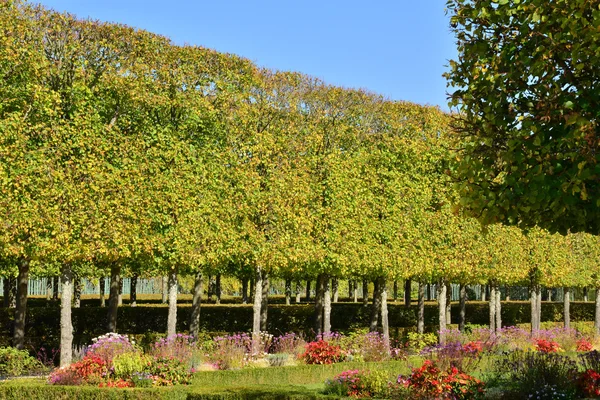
[35,1,457,110]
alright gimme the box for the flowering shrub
[147,356,191,386]
[422,342,482,374]
[47,354,107,386]
[398,360,485,400]
[352,332,391,362]
[86,333,136,365]
[462,341,483,355]
[534,338,561,353]
[576,338,594,352]
[48,366,84,386]
[271,333,306,356]
[578,369,600,398]
[210,333,252,369]
[151,334,201,368]
[302,340,343,365]
[324,369,391,398]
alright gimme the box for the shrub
[209,333,251,370]
[70,354,108,384]
[397,360,485,400]
[150,334,201,369]
[493,351,578,399]
[148,356,191,386]
[98,378,133,388]
[577,369,600,398]
[324,369,392,398]
[576,338,593,352]
[301,340,343,365]
[131,372,154,388]
[0,347,45,377]
[86,333,136,365]
[579,350,600,372]
[270,333,306,357]
[112,352,151,379]
[47,366,84,386]
[423,341,482,374]
[404,332,438,354]
[534,338,561,353]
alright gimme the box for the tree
[446,0,600,234]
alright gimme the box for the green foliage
[0,347,45,377]
[446,0,600,235]
[112,352,151,379]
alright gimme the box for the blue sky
[36,1,456,110]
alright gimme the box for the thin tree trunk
[260,273,269,331]
[332,278,339,303]
[73,275,81,308]
[495,285,501,332]
[207,275,213,301]
[167,268,178,337]
[564,287,571,329]
[393,281,398,302]
[404,279,411,306]
[314,274,325,336]
[305,280,311,301]
[379,277,390,352]
[547,289,553,302]
[323,276,331,334]
[370,279,382,332]
[426,284,431,301]
[118,277,123,306]
[252,269,263,354]
[130,274,138,307]
[215,274,221,305]
[52,276,59,302]
[531,284,542,334]
[489,284,496,331]
[107,265,120,332]
[362,279,369,306]
[417,282,425,334]
[481,285,487,302]
[349,280,353,299]
[295,281,302,303]
[285,278,292,305]
[459,284,467,332]
[595,287,600,337]
[242,278,249,304]
[446,283,452,324]
[249,277,255,303]
[2,277,10,308]
[99,277,106,307]
[438,280,447,344]
[353,280,358,303]
[13,259,30,349]
[584,287,589,302]
[505,286,510,301]
[190,271,203,339]
[162,276,168,304]
[59,264,73,367]
[46,277,52,302]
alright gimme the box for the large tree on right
[445,0,600,234]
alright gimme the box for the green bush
[112,352,151,379]
[0,384,188,400]
[0,347,45,377]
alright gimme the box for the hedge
[0,384,189,400]
[0,301,593,349]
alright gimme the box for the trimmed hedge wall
[0,384,189,400]
[0,301,593,349]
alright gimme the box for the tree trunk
[426,284,431,301]
[252,269,263,354]
[446,283,452,324]
[190,271,203,339]
[393,281,398,302]
[285,278,292,305]
[323,276,331,334]
[107,265,120,332]
[295,281,302,303]
[379,277,390,352]
[489,284,496,331]
[46,277,52,302]
[332,278,339,303]
[118,277,123,306]
[305,280,311,301]
[215,274,221,305]
[161,276,168,304]
[353,280,358,303]
[314,274,325,336]
[370,279,382,332]
[481,285,487,302]
[505,286,510,301]
[362,279,369,306]
[417,282,425,334]
[547,289,552,302]
[459,284,467,332]
[166,268,178,337]
[242,278,249,304]
[59,264,73,367]
[530,284,541,334]
[52,276,59,302]
[73,275,81,308]
[13,259,30,349]
[564,287,570,329]
[349,280,354,298]
[437,280,447,344]
[584,287,589,302]
[99,277,106,307]
[495,285,501,332]
[249,277,255,302]
[595,287,600,337]
[207,275,213,301]
[130,274,138,307]
[260,273,269,331]
[2,277,11,308]
[404,279,411,306]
